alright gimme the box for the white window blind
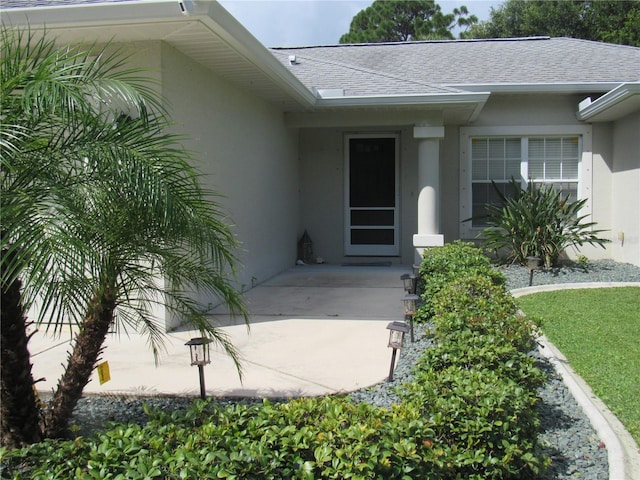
[472,138,521,182]
[470,136,580,226]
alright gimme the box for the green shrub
[414,332,547,391]
[416,241,505,322]
[431,274,540,352]
[479,179,609,268]
[399,366,545,479]
[1,242,550,480]
[432,273,517,318]
[0,397,441,479]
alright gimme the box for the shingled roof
[272,37,640,95]
[3,0,638,114]
[270,48,467,98]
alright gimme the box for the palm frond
[2,25,248,372]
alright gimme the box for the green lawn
[517,287,640,445]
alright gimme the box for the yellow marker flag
[97,361,111,385]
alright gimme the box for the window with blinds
[470,136,580,226]
[527,137,579,202]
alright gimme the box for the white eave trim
[316,92,490,107]
[0,0,198,25]
[2,0,318,108]
[447,82,624,94]
[194,2,317,106]
[313,92,489,122]
[577,82,640,121]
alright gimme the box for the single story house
[3,0,639,326]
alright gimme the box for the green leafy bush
[414,332,546,391]
[431,274,540,352]
[402,243,547,478]
[432,273,517,319]
[400,366,544,479]
[1,242,549,479]
[416,241,505,322]
[479,179,609,268]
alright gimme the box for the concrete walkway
[30,264,409,399]
[29,271,639,479]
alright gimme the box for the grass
[517,287,640,445]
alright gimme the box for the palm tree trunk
[42,286,116,439]
[0,276,43,448]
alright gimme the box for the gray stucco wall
[296,93,637,266]
[160,42,300,295]
[298,126,421,265]
[611,111,640,266]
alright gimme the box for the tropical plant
[1,27,247,445]
[479,178,609,269]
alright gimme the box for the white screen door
[345,134,399,256]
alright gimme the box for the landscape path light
[526,256,541,286]
[402,294,420,343]
[400,273,417,295]
[386,321,410,382]
[185,337,212,400]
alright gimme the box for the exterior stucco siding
[474,94,588,126]
[586,123,615,260]
[160,43,300,295]
[299,127,420,265]
[611,112,640,266]
[440,126,461,244]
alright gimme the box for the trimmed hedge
[431,274,540,353]
[1,243,548,479]
[416,241,505,322]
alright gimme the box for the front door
[345,134,399,256]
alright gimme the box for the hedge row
[399,253,548,478]
[1,242,548,479]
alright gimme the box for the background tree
[339,0,477,43]
[1,27,248,445]
[468,0,640,47]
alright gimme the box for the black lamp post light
[185,337,211,400]
[386,321,410,381]
[400,273,417,295]
[402,294,419,343]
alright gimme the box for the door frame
[344,133,400,256]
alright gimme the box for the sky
[218,0,501,47]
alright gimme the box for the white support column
[413,126,445,262]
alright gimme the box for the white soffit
[2,0,317,111]
[2,0,490,118]
[577,83,640,122]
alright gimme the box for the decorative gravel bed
[62,259,640,479]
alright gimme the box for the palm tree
[1,27,248,444]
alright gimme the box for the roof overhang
[285,92,489,128]
[448,82,624,94]
[315,92,489,109]
[1,0,318,111]
[2,0,489,124]
[577,82,640,122]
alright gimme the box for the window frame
[459,125,593,239]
